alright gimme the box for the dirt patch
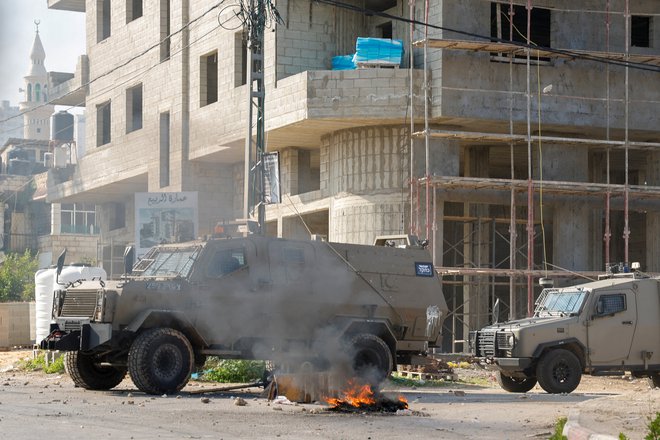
[0,349,34,370]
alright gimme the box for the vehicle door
[586,288,637,366]
[267,240,320,341]
[191,239,268,345]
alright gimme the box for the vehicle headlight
[507,334,516,348]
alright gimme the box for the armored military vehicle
[42,234,447,395]
[470,268,660,394]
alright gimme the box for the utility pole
[243,0,267,233]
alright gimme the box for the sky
[0,0,86,105]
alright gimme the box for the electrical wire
[312,0,660,73]
[0,1,227,127]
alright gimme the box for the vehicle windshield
[134,246,201,278]
[534,289,588,316]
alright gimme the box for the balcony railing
[61,224,99,235]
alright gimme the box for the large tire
[128,328,194,395]
[65,351,127,390]
[348,333,393,385]
[650,373,660,389]
[496,371,537,393]
[536,349,582,394]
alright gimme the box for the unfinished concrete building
[45,0,660,351]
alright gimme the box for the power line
[0,1,227,127]
[312,0,660,73]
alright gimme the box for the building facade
[46,0,660,350]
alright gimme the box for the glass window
[597,294,626,315]
[208,248,246,277]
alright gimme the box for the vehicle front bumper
[493,357,533,371]
[40,322,112,351]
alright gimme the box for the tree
[0,250,39,302]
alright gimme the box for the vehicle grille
[496,332,513,350]
[477,330,496,357]
[59,289,99,319]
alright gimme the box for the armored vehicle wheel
[650,373,660,388]
[128,327,194,395]
[349,333,393,384]
[65,351,127,390]
[496,371,537,393]
[536,349,582,394]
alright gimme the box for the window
[159,112,170,187]
[235,31,248,87]
[208,248,246,277]
[35,84,41,102]
[43,85,47,102]
[631,16,651,48]
[61,203,98,234]
[200,51,218,106]
[126,84,143,133]
[98,0,111,42]
[596,293,627,316]
[27,84,32,102]
[97,101,111,146]
[109,202,126,230]
[490,2,551,62]
[378,21,393,39]
[127,0,143,23]
[160,0,171,61]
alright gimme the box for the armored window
[208,249,246,277]
[596,293,626,316]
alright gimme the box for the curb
[563,411,618,440]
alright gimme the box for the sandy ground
[0,350,657,440]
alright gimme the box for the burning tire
[348,333,393,384]
[65,351,127,390]
[496,371,537,393]
[536,349,582,394]
[128,327,194,395]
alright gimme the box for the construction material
[353,37,403,66]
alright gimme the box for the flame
[326,379,377,407]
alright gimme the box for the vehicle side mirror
[123,245,134,275]
[595,300,603,315]
[55,249,66,285]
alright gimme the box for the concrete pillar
[542,144,590,271]
[325,126,410,244]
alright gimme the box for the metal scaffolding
[409,0,660,352]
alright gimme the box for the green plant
[619,433,629,440]
[0,250,39,302]
[16,352,65,374]
[202,359,266,383]
[646,412,660,440]
[549,417,567,440]
[44,355,65,374]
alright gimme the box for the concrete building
[0,101,23,147]
[46,0,660,350]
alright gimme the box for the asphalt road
[1,368,655,440]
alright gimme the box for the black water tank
[51,110,74,142]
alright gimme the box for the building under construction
[45,0,660,352]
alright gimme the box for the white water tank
[35,265,107,343]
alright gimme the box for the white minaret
[19,21,54,140]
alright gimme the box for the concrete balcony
[189,68,424,163]
[47,0,85,12]
[49,55,88,107]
